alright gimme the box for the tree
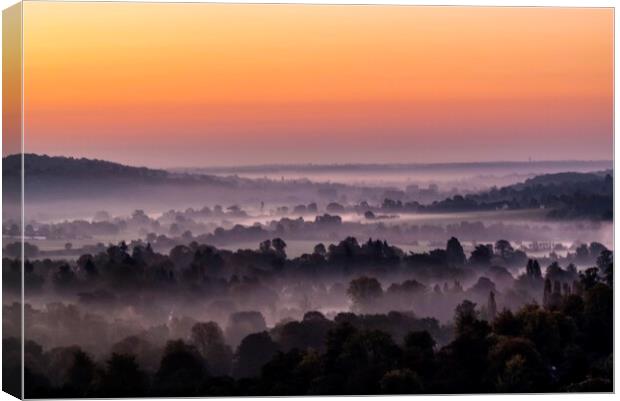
[52,264,76,289]
[487,291,497,320]
[596,250,612,286]
[589,242,607,259]
[454,300,480,335]
[271,238,287,258]
[259,239,272,253]
[225,311,267,348]
[470,277,497,296]
[313,243,327,257]
[494,240,513,259]
[275,313,333,353]
[66,350,95,396]
[489,337,548,392]
[77,254,98,278]
[574,244,590,264]
[336,330,402,394]
[110,335,159,372]
[525,259,542,279]
[190,322,233,376]
[493,309,521,337]
[259,349,308,395]
[155,340,207,396]
[446,237,466,266]
[566,263,577,275]
[402,331,435,379]
[470,244,493,266]
[233,331,279,378]
[437,302,491,392]
[307,202,318,213]
[347,276,383,312]
[100,353,147,397]
[380,369,423,393]
[191,322,225,354]
[583,284,613,354]
[579,267,600,291]
[515,305,565,361]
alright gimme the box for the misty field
[1,156,613,397]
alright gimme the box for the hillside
[424,171,613,220]
[2,154,243,214]
[1,154,387,218]
[4,153,168,179]
[2,154,613,221]
[3,154,236,184]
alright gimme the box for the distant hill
[2,154,244,214]
[514,171,612,188]
[4,153,166,179]
[424,171,613,220]
[2,153,243,185]
[1,154,388,218]
[2,154,613,221]
[3,153,234,184]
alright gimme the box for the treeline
[7,213,603,261]
[4,236,610,295]
[376,172,612,220]
[6,272,612,397]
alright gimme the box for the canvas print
[2,2,614,398]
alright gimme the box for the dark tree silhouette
[446,237,466,266]
[347,276,383,312]
[233,331,279,378]
[155,340,207,396]
[190,322,233,376]
[469,244,493,266]
[99,353,147,397]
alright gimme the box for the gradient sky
[20,3,613,168]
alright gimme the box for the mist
[2,154,613,396]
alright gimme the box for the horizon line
[4,152,613,171]
[175,159,614,171]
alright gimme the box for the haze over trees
[2,154,613,396]
[4,264,611,396]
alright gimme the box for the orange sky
[19,3,613,167]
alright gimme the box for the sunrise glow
[22,3,613,167]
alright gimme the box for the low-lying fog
[3,160,613,382]
[177,160,612,190]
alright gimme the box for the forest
[2,154,614,397]
[2,235,613,396]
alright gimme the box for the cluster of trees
[164,216,577,255]
[424,172,612,220]
[368,172,612,221]
[2,229,613,397]
[5,166,612,253]
[6,198,610,267]
[7,267,611,397]
[5,236,611,307]
[257,171,613,223]
[5,236,611,365]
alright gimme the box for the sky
[2,3,21,156]
[15,3,614,168]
